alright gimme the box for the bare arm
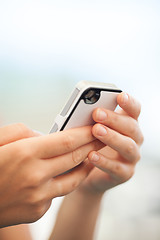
[0,225,32,240]
[49,190,103,240]
[0,93,143,240]
[49,92,144,240]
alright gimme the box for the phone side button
[50,123,58,133]
[60,88,80,117]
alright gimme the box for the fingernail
[90,153,99,162]
[96,109,107,121]
[96,125,107,136]
[122,93,128,104]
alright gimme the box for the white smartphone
[50,80,122,133]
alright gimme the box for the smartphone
[50,80,122,133]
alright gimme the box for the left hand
[79,92,144,195]
[0,124,102,227]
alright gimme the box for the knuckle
[54,177,81,197]
[136,150,141,162]
[72,148,83,165]
[26,170,45,188]
[119,167,135,183]
[30,203,46,222]
[139,132,144,145]
[10,142,21,157]
[70,179,79,191]
[126,167,135,181]
[27,193,41,205]
[105,110,111,124]
[109,161,124,179]
[126,140,136,156]
[62,133,75,151]
[129,120,138,136]
[106,111,119,126]
[137,102,141,117]
[21,147,32,161]
[54,181,64,197]
[25,188,47,207]
[111,112,119,125]
[125,139,141,163]
[65,177,80,194]
[16,123,33,137]
[113,162,122,174]
[11,141,32,162]
[10,142,31,162]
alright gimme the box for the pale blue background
[0,1,160,239]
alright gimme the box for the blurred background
[0,0,160,239]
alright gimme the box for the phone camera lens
[83,89,100,104]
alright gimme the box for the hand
[78,92,144,195]
[0,123,103,227]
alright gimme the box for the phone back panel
[64,91,118,130]
[50,90,120,133]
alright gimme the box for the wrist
[74,186,104,203]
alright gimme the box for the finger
[48,160,93,198]
[92,124,141,163]
[117,92,141,120]
[88,151,134,182]
[92,108,144,145]
[30,126,95,158]
[0,123,40,146]
[44,140,104,177]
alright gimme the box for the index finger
[29,126,95,158]
[117,92,141,120]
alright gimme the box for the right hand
[78,93,143,195]
[0,123,103,227]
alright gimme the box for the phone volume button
[50,123,58,133]
[60,88,80,116]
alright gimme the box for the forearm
[0,225,32,240]
[49,189,103,240]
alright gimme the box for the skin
[49,92,144,240]
[0,225,33,240]
[0,92,144,240]
[0,124,103,228]
[79,92,144,195]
